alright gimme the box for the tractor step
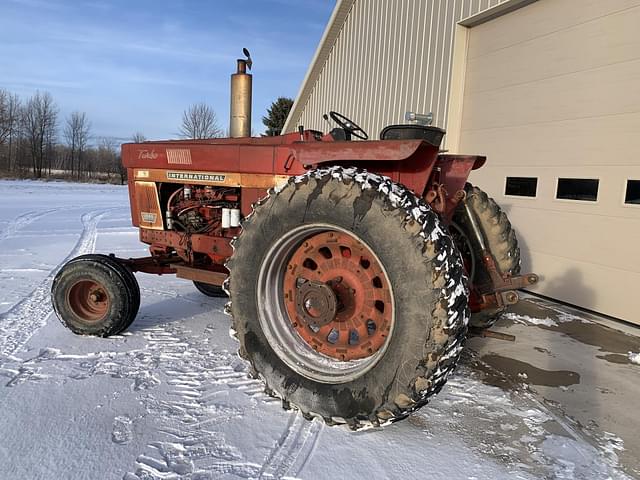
[175,264,227,286]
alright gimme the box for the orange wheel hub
[67,279,110,322]
[283,231,393,361]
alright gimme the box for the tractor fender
[283,139,425,165]
[282,140,440,196]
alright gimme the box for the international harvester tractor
[52,50,538,429]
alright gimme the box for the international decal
[167,171,226,182]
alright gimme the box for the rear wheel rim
[66,279,110,322]
[449,221,476,281]
[257,224,395,384]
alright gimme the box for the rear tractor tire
[226,167,469,429]
[193,281,227,298]
[51,254,140,336]
[451,183,521,329]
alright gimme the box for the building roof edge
[282,0,356,133]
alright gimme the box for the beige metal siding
[456,0,640,323]
[285,0,507,138]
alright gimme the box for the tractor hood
[122,134,435,176]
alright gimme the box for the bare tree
[131,132,147,143]
[64,111,91,179]
[0,90,21,172]
[92,136,126,185]
[22,91,58,178]
[179,102,222,139]
[97,136,117,171]
[0,89,9,145]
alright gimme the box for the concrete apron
[467,293,640,477]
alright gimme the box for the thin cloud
[2,78,86,90]
[6,0,68,10]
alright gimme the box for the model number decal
[166,172,226,182]
[141,212,157,223]
[138,149,158,160]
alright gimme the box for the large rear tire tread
[51,254,140,337]
[225,166,469,429]
[454,184,521,328]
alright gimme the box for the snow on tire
[226,166,469,429]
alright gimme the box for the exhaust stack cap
[242,48,252,70]
[236,48,252,74]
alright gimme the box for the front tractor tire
[52,254,140,336]
[227,167,469,429]
[193,281,227,298]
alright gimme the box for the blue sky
[0,0,334,141]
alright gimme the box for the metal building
[284,0,640,325]
[284,0,511,141]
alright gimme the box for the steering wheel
[329,111,369,140]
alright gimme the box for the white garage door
[456,0,640,324]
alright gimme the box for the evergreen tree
[262,97,293,136]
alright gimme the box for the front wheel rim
[66,279,110,322]
[256,224,395,384]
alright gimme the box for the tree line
[0,88,130,184]
[0,88,293,184]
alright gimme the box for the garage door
[455,0,640,324]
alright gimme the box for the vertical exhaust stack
[230,48,252,138]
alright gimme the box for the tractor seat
[379,125,446,149]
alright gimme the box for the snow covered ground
[0,180,634,480]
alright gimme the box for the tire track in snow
[0,278,323,478]
[0,208,60,242]
[0,314,321,479]
[140,285,222,307]
[123,320,321,480]
[125,322,259,479]
[257,413,323,479]
[0,209,110,357]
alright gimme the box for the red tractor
[51,51,537,429]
